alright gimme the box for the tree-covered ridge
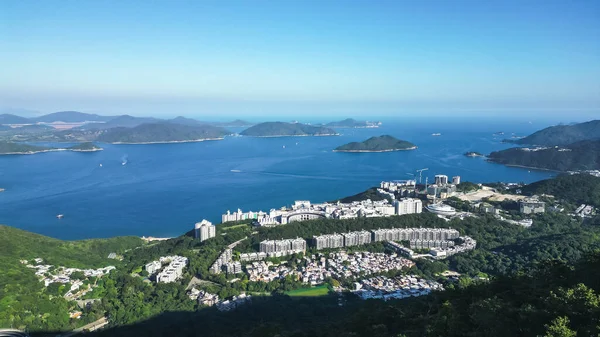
[520,173,600,207]
[0,141,49,154]
[240,122,338,137]
[0,225,143,331]
[96,123,231,143]
[511,119,600,146]
[334,135,416,152]
[0,141,103,154]
[488,140,600,172]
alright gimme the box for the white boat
[425,203,456,216]
[431,133,441,136]
[56,214,64,219]
[99,163,103,167]
[230,169,241,173]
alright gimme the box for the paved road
[0,330,29,337]
[59,317,108,337]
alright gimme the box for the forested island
[0,141,103,155]
[488,140,600,171]
[240,122,338,137]
[464,151,484,157]
[334,135,416,152]
[97,123,230,144]
[324,118,381,128]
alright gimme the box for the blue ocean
[0,119,554,240]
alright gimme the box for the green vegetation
[520,173,600,207]
[511,119,600,146]
[488,140,600,171]
[285,285,330,297]
[334,135,416,152]
[91,252,600,337]
[97,123,230,143]
[240,122,338,137]
[0,225,143,332]
[68,142,103,151]
[332,187,389,203]
[456,181,480,192]
[0,141,102,154]
[0,141,50,154]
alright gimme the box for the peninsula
[0,141,103,155]
[334,135,417,152]
[96,123,230,144]
[507,119,600,146]
[240,122,338,137]
[487,139,600,172]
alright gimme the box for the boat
[230,169,241,173]
[56,214,64,219]
[282,145,286,149]
[122,161,127,166]
[425,203,456,216]
[99,163,103,167]
[431,133,441,136]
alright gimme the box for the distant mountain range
[324,118,381,128]
[240,122,338,137]
[334,135,416,152]
[508,120,600,146]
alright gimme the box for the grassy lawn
[285,285,330,297]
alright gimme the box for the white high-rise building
[452,176,461,185]
[395,198,423,215]
[435,175,449,185]
[195,220,216,242]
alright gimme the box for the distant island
[240,122,338,137]
[488,140,600,172]
[96,123,230,144]
[506,120,600,146]
[0,141,103,155]
[325,118,381,128]
[464,151,484,157]
[334,135,417,152]
[214,119,254,127]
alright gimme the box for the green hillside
[488,140,600,171]
[240,122,338,137]
[0,225,143,331]
[519,173,600,207]
[334,135,416,152]
[512,120,600,146]
[97,123,230,143]
[0,141,50,154]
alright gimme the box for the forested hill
[334,135,416,152]
[487,140,600,172]
[96,123,230,143]
[520,173,600,207]
[240,122,338,137]
[511,119,600,146]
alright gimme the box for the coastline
[241,133,340,138]
[109,137,224,145]
[486,160,564,173]
[0,147,103,155]
[333,146,417,153]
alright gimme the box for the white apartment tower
[195,219,216,242]
[395,198,423,215]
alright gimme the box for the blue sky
[0,0,599,119]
